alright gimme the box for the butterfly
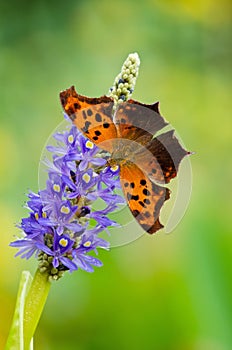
[60,85,189,234]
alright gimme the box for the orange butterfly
[60,86,189,234]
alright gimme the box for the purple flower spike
[11,116,124,280]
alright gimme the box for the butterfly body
[60,85,189,234]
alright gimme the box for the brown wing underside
[120,162,170,234]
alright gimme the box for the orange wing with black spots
[60,85,190,235]
[120,162,170,234]
[60,86,117,152]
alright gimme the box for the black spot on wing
[131,195,139,201]
[74,102,81,109]
[95,113,102,122]
[87,109,93,116]
[143,198,150,205]
[82,110,87,120]
[103,122,110,128]
[82,121,91,133]
[140,179,147,186]
[143,189,151,196]
[139,201,146,208]
[127,194,139,201]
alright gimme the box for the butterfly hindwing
[60,86,117,152]
[120,162,170,234]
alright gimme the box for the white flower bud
[108,52,140,107]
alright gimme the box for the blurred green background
[1,0,232,349]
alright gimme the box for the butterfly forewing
[60,86,117,152]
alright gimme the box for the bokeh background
[1,0,232,349]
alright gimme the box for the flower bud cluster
[109,52,140,105]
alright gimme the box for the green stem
[23,268,51,349]
[5,271,33,350]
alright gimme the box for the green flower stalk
[5,270,50,349]
[23,269,51,349]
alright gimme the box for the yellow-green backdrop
[1,0,232,349]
